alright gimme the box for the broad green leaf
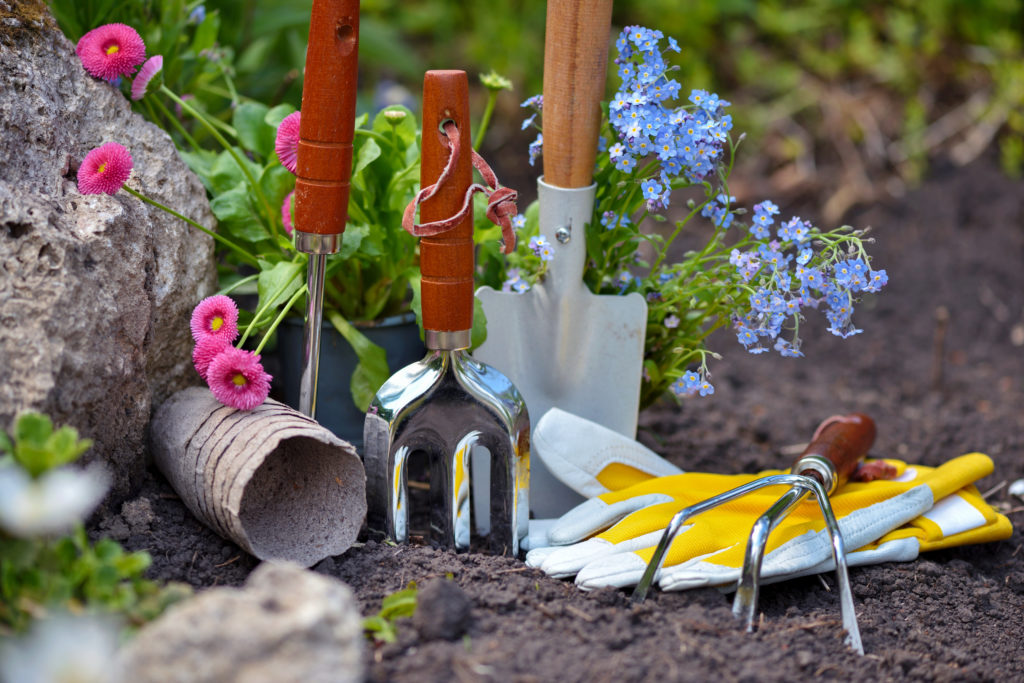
[257,260,304,314]
[379,586,418,619]
[259,165,295,210]
[372,105,418,148]
[337,223,369,260]
[178,149,218,193]
[351,138,382,195]
[233,102,274,158]
[264,103,297,131]
[470,297,488,351]
[207,149,258,195]
[209,187,270,243]
[326,311,389,412]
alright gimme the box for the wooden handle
[792,413,877,490]
[419,70,474,333]
[294,0,360,237]
[542,0,613,188]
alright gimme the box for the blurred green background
[50,0,1024,216]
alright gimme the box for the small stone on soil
[413,578,472,641]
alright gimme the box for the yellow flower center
[106,44,120,55]
[232,373,247,387]
[210,316,223,332]
[97,162,107,174]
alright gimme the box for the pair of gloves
[524,409,1012,592]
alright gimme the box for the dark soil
[100,156,1024,681]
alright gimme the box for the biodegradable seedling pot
[151,387,366,567]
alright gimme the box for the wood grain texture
[294,0,360,236]
[793,413,877,487]
[419,70,474,333]
[542,0,613,188]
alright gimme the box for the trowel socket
[295,232,342,255]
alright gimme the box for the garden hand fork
[363,71,530,556]
[632,413,876,655]
[294,0,359,418]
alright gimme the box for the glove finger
[547,493,673,546]
[534,408,682,498]
[539,531,661,580]
[575,546,655,590]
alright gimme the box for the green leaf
[209,186,269,243]
[233,102,275,158]
[179,149,219,193]
[259,165,296,210]
[190,9,220,55]
[257,260,305,314]
[208,149,263,195]
[337,223,369,261]
[351,138,382,195]
[372,105,418,148]
[379,586,418,619]
[470,297,488,351]
[265,103,297,131]
[326,311,390,412]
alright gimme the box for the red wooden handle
[792,413,877,489]
[542,0,613,188]
[294,0,359,237]
[419,70,474,333]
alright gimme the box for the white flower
[0,464,108,537]
[0,613,122,683]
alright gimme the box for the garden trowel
[474,0,647,519]
[294,0,359,418]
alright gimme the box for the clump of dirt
[102,156,1024,681]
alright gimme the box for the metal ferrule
[790,454,839,494]
[363,349,530,556]
[295,231,342,255]
[425,329,471,351]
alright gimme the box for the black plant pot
[276,313,425,451]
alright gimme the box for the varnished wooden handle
[792,413,877,490]
[542,0,613,188]
[294,0,360,237]
[419,70,474,333]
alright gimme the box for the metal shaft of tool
[732,474,863,655]
[631,476,793,603]
[299,252,328,417]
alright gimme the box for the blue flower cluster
[729,204,889,355]
[670,370,715,397]
[607,26,733,212]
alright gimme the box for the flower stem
[122,186,259,267]
[150,96,202,154]
[254,285,307,356]
[474,90,498,151]
[237,259,304,347]
[159,85,280,242]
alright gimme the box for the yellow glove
[526,454,1011,591]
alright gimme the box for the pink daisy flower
[78,142,133,195]
[206,347,272,411]
[130,55,163,101]
[192,335,228,381]
[76,23,147,81]
[275,111,301,174]
[190,295,239,344]
[281,190,295,235]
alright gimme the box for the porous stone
[0,7,216,501]
[117,562,365,683]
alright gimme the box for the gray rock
[413,578,472,641]
[118,562,365,683]
[0,9,216,500]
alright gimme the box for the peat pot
[277,313,425,449]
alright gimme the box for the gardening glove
[526,453,1007,591]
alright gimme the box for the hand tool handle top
[792,413,877,491]
[542,0,614,189]
[420,70,474,334]
[295,0,360,238]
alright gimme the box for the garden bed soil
[99,156,1024,681]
